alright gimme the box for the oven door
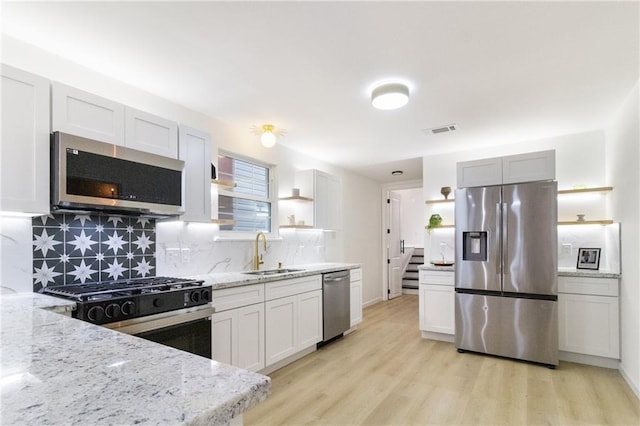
[103,305,214,359]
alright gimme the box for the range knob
[87,306,105,322]
[104,303,121,319]
[190,291,201,303]
[153,297,165,308]
[201,288,211,302]
[121,300,136,316]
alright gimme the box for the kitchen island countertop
[0,292,270,425]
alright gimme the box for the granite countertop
[418,264,455,272]
[557,268,621,279]
[0,293,270,425]
[195,262,361,290]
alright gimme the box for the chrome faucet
[253,231,267,270]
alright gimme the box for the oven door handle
[104,305,215,335]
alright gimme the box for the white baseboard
[363,297,382,308]
[559,351,619,369]
[420,330,455,343]
[619,362,640,400]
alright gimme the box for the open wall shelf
[425,198,454,205]
[280,224,315,229]
[279,196,314,202]
[211,179,237,188]
[557,186,613,195]
[211,219,236,225]
[558,220,614,226]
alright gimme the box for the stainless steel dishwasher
[321,270,351,344]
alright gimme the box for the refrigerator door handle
[502,202,509,276]
[496,203,502,276]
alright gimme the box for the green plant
[427,214,442,233]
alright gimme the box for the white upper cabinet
[178,126,212,222]
[457,150,555,188]
[502,150,556,184]
[51,82,125,145]
[1,65,50,214]
[52,82,178,158]
[456,157,502,188]
[125,108,178,158]
[295,169,342,230]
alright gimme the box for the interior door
[388,191,403,299]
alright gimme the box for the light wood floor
[245,295,640,425]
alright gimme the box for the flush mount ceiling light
[391,170,404,176]
[250,124,287,148]
[371,83,410,110]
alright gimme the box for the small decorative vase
[576,214,586,222]
[440,186,452,200]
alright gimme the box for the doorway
[382,181,424,301]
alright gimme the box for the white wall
[606,81,640,397]
[0,36,383,305]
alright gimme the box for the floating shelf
[558,186,613,195]
[280,224,315,229]
[211,218,236,225]
[425,198,455,205]
[211,179,237,188]
[558,220,614,226]
[425,224,455,230]
[279,196,314,202]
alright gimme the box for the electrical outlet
[181,248,191,263]
[561,243,572,255]
[166,248,180,263]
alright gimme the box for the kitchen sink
[242,268,304,276]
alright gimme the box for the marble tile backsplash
[156,222,326,277]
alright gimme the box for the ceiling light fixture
[250,124,287,148]
[371,83,410,110]
[391,170,404,176]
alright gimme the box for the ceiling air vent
[423,123,458,135]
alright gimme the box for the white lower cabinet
[558,276,620,360]
[212,303,265,372]
[418,270,455,339]
[350,268,363,327]
[265,289,323,367]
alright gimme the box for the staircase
[402,247,424,291]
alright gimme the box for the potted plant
[427,214,442,233]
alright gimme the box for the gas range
[43,276,211,325]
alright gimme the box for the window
[217,153,273,233]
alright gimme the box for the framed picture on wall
[577,248,601,270]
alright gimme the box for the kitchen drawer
[265,275,322,301]
[213,283,265,312]
[558,276,618,297]
[419,270,454,286]
[350,268,362,282]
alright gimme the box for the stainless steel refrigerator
[454,180,558,367]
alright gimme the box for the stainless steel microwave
[51,132,184,216]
